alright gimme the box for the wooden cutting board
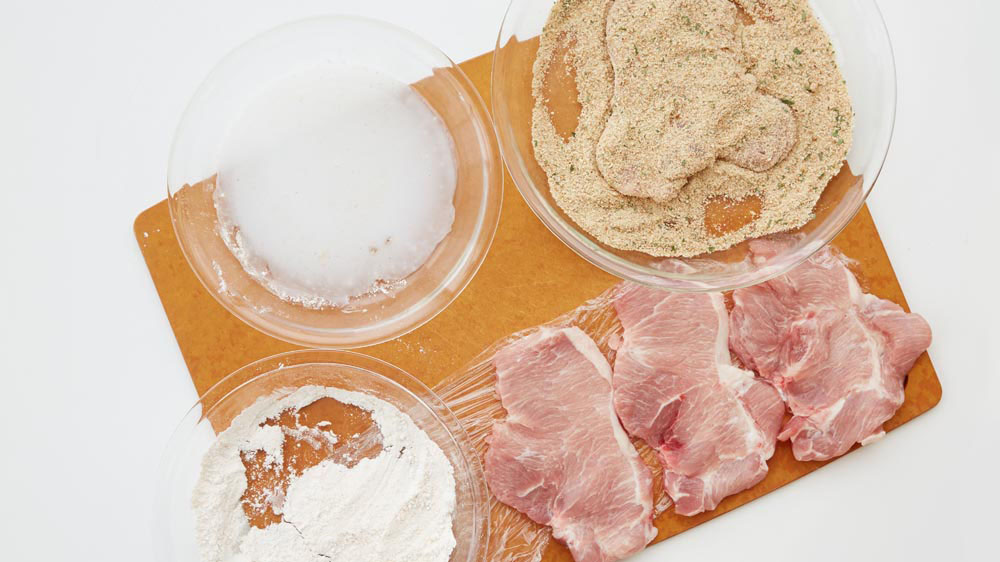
[134,51,941,560]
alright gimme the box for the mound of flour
[192,386,457,562]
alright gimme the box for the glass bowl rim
[490,0,897,293]
[153,348,490,562]
[166,15,504,349]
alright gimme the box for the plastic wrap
[432,283,670,562]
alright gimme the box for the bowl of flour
[154,350,488,562]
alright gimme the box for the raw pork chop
[612,285,784,516]
[486,327,656,562]
[729,243,933,461]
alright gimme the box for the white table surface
[1,1,997,560]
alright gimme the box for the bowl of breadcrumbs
[492,0,896,291]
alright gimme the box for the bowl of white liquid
[168,17,503,348]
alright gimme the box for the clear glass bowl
[154,350,489,562]
[492,0,896,291]
[168,16,503,348]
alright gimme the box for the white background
[1,1,997,560]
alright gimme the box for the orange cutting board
[134,51,941,560]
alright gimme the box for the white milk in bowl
[214,63,458,308]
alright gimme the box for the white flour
[192,386,457,562]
